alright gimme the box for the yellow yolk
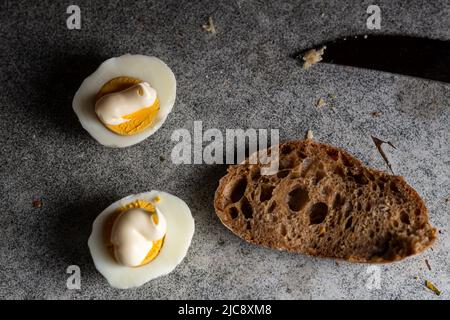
[105,199,164,267]
[95,77,160,136]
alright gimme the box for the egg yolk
[105,199,164,267]
[95,77,160,136]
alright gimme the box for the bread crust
[214,140,436,263]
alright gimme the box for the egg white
[73,55,176,147]
[88,191,194,289]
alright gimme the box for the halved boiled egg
[73,55,176,147]
[88,191,194,289]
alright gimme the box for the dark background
[0,0,448,299]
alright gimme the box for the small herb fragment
[315,98,326,108]
[425,280,441,296]
[202,16,216,34]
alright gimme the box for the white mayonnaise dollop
[95,82,157,125]
[111,207,166,267]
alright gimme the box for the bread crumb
[202,16,216,33]
[372,111,381,117]
[315,98,326,108]
[303,46,326,69]
[32,199,43,208]
[306,130,314,140]
[444,198,450,204]
[425,280,441,296]
[425,259,431,271]
[153,196,161,203]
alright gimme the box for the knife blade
[295,35,450,83]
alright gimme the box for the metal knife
[295,35,450,83]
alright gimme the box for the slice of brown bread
[214,140,436,263]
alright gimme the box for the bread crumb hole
[287,186,310,211]
[390,182,401,195]
[260,185,275,202]
[315,170,326,184]
[277,170,290,178]
[298,151,307,159]
[240,197,253,219]
[280,157,295,170]
[250,168,261,181]
[309,202,328,225]
[268,201,277,213]
[230,178,247,203]
[281,144,293,155]
[334,166,345,178]
[345,216,353,230]
[332,193,344,209]
[228,207,238,219]
[327,149,339,161]
[280,224,287,236]
[352,173,368,185]
[400,211,410,225]
[341,154,353,168]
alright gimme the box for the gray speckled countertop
[0,0,449,299]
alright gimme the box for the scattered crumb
[32,199,42,208]
[364,35,368,39]
[153,196,161,203]
[371,136,396,174]
[202,16,216,34]
[327,94,337,108]
[306,130,314,140]
[425,280,441,296]
[320,13,325,17]
[425,259,432,271]
[315,98,326,108]
[335,261,339,266]
[372,111,381,117]
[444,198,450,204]
[302,46,326,69]
[159,155,165,162]
[439,230,444,234]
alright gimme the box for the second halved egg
[73,54,176,147]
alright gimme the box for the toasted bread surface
[214,140,436,263]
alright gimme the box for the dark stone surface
[0,0,448,299]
